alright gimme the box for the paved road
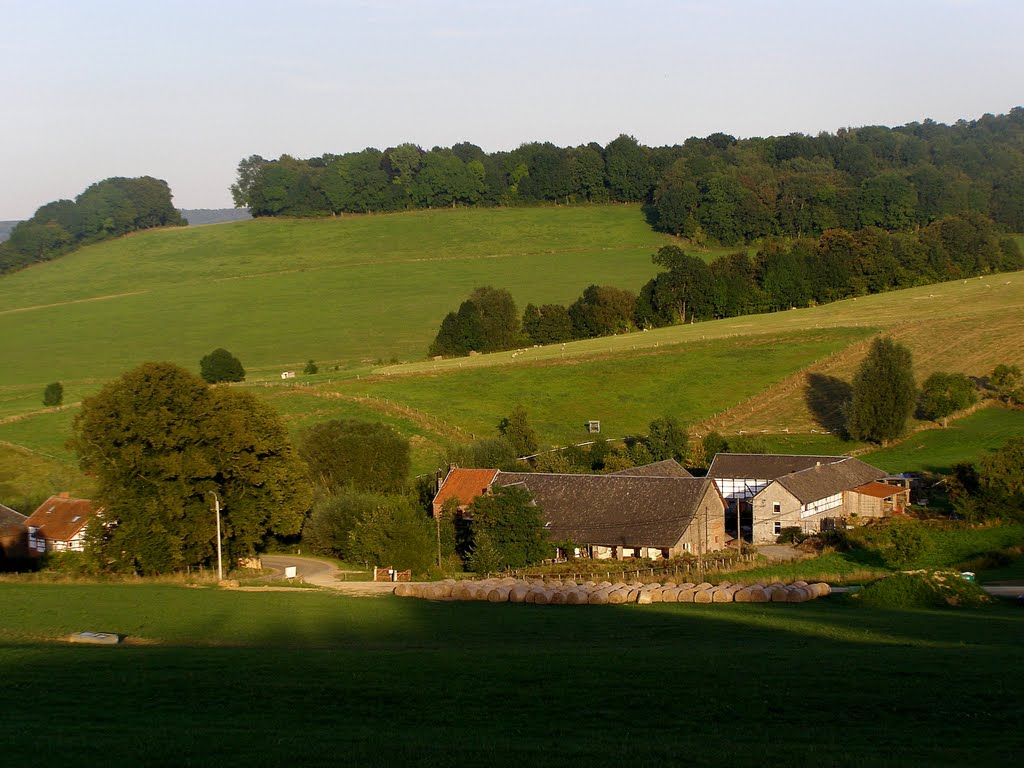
[261,555,402,595]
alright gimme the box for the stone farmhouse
[707,454,909,543]
[25,493,100,555]
[432,462,725,560]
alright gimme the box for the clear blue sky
[1,0,1021,219]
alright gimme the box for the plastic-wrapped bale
[487,586,511,602]
[509,584,531,603]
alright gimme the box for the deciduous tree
[846,337,917,444]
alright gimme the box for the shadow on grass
[1,587,1023,767]
[804,372,852,434]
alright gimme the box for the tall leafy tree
[298,419,410,495]
[467,485,550,570]
[73,362,311,573]
[646,416,688,462]
[846,337,917,444]
[568,285,636,338]
[917,372,978,425]
[199,348,245,383]
[497,405,538,457]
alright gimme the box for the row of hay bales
[395,577,831,604]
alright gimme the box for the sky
[1,0,1022,219]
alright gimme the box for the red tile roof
[432,469,498,512]
[25,495,99,543]
[851,481,906,499]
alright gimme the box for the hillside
[0,205,1021,507]
[0,205,673,387]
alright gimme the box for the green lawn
[865,405,1024,474]
[0,583,1021,767]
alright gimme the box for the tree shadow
[804,373,853,435]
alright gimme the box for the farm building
[0,503,28,560]
[25,493,100,555]
[494,473,725,559]
[844,481,912,519]
[607,458,693,478]
[747,458,898,543]
[706,453,851,501]
[431,463,725,559]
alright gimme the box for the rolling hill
[0,205,1021,507]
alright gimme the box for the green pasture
[0,583,1020,767]
[865,406,1024,474]
[325,328,869,447]
[0,206,673,387]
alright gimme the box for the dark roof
[608,459,693,478]
[432,468,498,511]
[493,472,719,549]
[707,453,847,481]
[773,458,887,504]
[0,503,27,532]
[25,495,98,542]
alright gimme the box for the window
[772,502,781,516]
[773,521,782,535]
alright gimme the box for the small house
[281,371,296,380]
[25,493,100,555]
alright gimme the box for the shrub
[199,348,245,383]
[776,526,806,545]
[856,570,992,609]
[42,381,63,407]
[303,360,318,375]
[884,520,931,568]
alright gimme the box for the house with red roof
[25,493,100,555]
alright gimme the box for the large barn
[432,464,725,559]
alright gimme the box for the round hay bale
[718,581,732,589]
[636,590,654,605]
[450,582,471,600]
[597,581,612,589]
[434,583,454,600]
[662,580,677,588]
[487,587,511,602]
[582,581,596,589]
[770,587,791,602]
[792,580,808,588]
[747,587,769,602]
[394,582,416,598]
[678,582,695,590]
[713,587,737,603]
[693,589,714,604]
[588,590,610,605]
[770,582,787,591]
[625,589,641,603]
[566,590,589,605]
[786,586,811,603]
[607,589,628,604]
[733,588,753,603]
[694,582,713,591]
[815,582,832,596]
[509,585,530,603]
[533,590,553,605]
[563,579,577,588]
[676,588,696,603]
[550,590,567,605]
[661,588,681,603]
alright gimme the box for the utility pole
[208,491,224,581]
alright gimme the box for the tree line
[229,108,1024,242]
[0,177,185,274]
[429,212,1022,358]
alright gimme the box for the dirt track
[261,555,401,596]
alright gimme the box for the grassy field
[0,206,674,387]
[865,405,1024,474]
[0,583,1021,767]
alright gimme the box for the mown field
[0,583,1021,767]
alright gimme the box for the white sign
[284,566,297,579]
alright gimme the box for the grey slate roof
[492,472,716,549]
[773,458,887,504]
[0,503,27,532]
[608,459,693,478]
[707,453,847,481]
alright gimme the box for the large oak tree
[73,362,311,574]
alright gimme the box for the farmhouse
[747,458,898,543]
[707,453,851,501]
[431,464,725,559]
[0,503,28,560]
[25,493,100,555]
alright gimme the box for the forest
[230,109,1024,243]
[0,177,185,274]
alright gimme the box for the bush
[303,360,318,375]
[199,348,245,383]
[849,519,932,568]
[856,570,992,609]
[776,526,806,545]
[42,381,63,407]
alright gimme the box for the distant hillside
[0,221,19,243]
[180,208,251,226]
